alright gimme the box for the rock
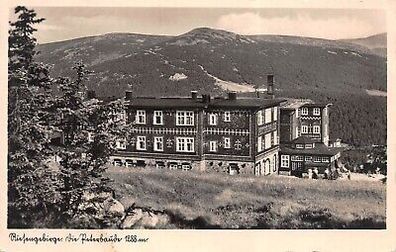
[138,212,169,228]
[121,209,144,229]
[121,208,170,229]
[104,198,125,217]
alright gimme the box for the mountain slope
[340,33,386,57]
[35,28,387,145]
[36,28,386,98]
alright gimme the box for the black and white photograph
[4,0,392,242]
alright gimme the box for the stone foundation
[110,156,257,175]
[204,160,255,175]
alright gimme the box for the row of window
[295,143,315,149]
[257,107,278,126]
[208,111,231,125]
[257,131,278,152]
[117,136,241,153]
[130,136,195,152]
[136,110,195,126]
[297,107,321,117]
[301,124,321,134]
[280,155,330,168]
[135,110,235,126]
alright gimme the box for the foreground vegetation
[107,166,386,229]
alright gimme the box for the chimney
[267,74,274,96]
[202,94,211,103]
[228,91,237,100]
[125,90,133,100]
[87,90,96,99]
[191,91,198,100]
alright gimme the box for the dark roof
[302,103,329,108]
[292,136,316,144]
[126,97,207,108]
[280,143,344,156]
[125,97,285,109]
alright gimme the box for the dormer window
[305,143,313,149]
[301,107,308,115]
[296,144,304,149]
[313,108,321,116]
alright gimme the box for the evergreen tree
[53,62,127,228]
[8,6,59,227]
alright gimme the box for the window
[301,107,308,115]
[116,140,126,150]
[296,127,300,137]
[313,108,321,116]
[224,137,231,149]
[153,111,163,125]
[273,107,278,121]
[313,156,321,162]
[257,110,263,125]
[209,141,217,152]
[291,155,304,161]
[209,113,218,125]
[273,130,278,145]
[154,137,164,151]
[176,137,195,152]
[302,125,308,134]
[176,111,194,126]
[135,110,146,124]
[322,157,329,163]
[281,155,290,168]
[224,111,231,122]
[296,144,304,149]
[265,133,271,149]
[265,108,272,124]
[305,156,312,161]
[257,136,262,152]
[136,136,146,150]
[305,144,313,149]
[313,125,321,134]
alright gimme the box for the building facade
[111,90,284,176]
[278,100,343,177]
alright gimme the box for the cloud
[215,12,385,39]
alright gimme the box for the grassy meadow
[106,165,386,229]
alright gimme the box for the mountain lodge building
[110,75,343,177]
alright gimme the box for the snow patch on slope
[198,65,255,92]
[169,73,188,81]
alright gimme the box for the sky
[9,7,387,44]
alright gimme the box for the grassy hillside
[107,166,386,229]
